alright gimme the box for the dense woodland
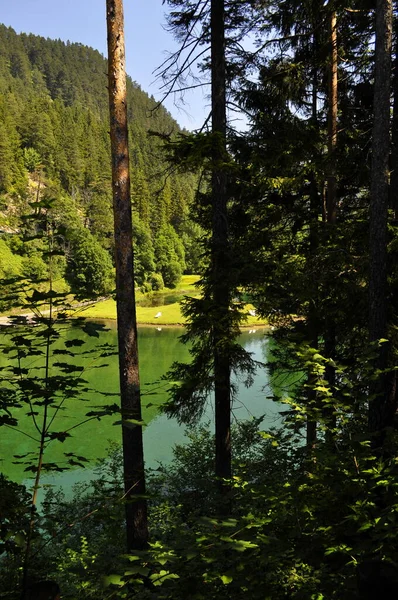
[0,24,200,297]
[2,0,398,598]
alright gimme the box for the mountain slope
[0,25,201,293]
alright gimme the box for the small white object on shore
[155,312,162,318]
[248,309,256,317]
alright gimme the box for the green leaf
[220,575,233,584]
[258,432,273,439]
[150,571,180,586]
[357,522,372,532]
[124,566,150,577]
[103,574,124,587]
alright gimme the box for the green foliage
[179,221,205,274]
[66,228,114,297]
[162,260,182,289]
[0,25,200,294]
[0,238,22,278]
[0,206,123,597]
[21,254,48,282]
[164,288,256,425]
[0,476,30,594]
[56,536,98,596]
[0,475,30,554]
[23,147,42,173]
[148,272,164,291]
[153,224,186,288]
[2,355,398,600]
[10,376,398,600]
[133,216,156,286]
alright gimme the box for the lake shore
[74,298,268,327]
[0,275,268,327]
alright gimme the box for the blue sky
[1,0,209,129]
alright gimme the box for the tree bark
[368,0,394,437]
[390,11,398,220]
[324,9,338,440]
[211,0,232,494]
[306,17,321,450]
[106,0,148,550]
[307,177,320,450]
[327,10,338,226]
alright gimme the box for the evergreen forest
[2,0,398,599]
[0,24,200,298]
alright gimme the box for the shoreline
[0,276,268,328]
[0,313,269,329]
[83,317,270,329]
[0,315,269,329]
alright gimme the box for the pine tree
[160,0,257,501]
[368,0,395,441]
[106,0,148,550]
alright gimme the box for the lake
[0,321,285,494]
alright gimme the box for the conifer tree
[368,0,395,440]
[106,0,148,549]
[161,0,257,500]
[210,0,232,490]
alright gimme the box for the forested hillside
[0,25,200,296]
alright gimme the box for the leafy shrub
[162,260,182,288]
[149,272,164,291]
[0,239,22,279]
[21,254,47,282]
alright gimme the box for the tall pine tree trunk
[307,176,320,449]
[324,9,338,439]
[327,10,338,226]
[306,16,321,449]
[106,0,148,549]
[211,0,231,493]
[368,0,394,440]
[390,11,398,220]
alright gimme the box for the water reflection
[0,324,290,495]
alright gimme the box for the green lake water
[0,322,284,494]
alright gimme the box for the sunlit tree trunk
[327,9,338,226]
[211,0,232,495]
[106,0,148,549]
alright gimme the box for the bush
[162,260,182,288]
[149,272,164,291]
[21,254,47,282]
[0,239,22,279]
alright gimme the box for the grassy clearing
[2,275,267,327]
[75,275,200,323]
[76,297,267,327]
[76,298,185,325]
[174,274,201,290]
